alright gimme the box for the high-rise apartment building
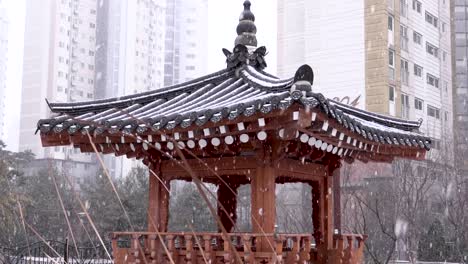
[95,0,166,99]
[164,0,208,86]
[453,0,468,171]
[0,0,7,142]
[19,0,98,176]
[278,0,453,160]
[96,0,208,94]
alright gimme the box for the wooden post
[311,181,322,244]
[217,181,240,233]
[251,166,276,252]
[333,168,341,233]
[147,165,170,232]
[323,175,334,250]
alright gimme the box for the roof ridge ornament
[222,1,267,70]
[236,0,257,47]
[291,64,314,95]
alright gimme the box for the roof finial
[235,0,257,47]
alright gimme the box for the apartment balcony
[111,232,367,264]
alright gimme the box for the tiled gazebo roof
[38,64,430,151]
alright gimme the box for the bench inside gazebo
[37,1,431,263]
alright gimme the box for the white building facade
[0,0,7,142]
[20,0,98,164]
[277,0,453,161]
[164,0,208,86]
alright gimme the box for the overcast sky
[2,0,278,151]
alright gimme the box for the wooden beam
[275,159,327,179]
[161,156,257,180]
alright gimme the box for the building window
[389,86,395,102]
[442,51,447,62]
[425,12,438,28]
[57,86,63,92]
[427,105,440,119]
[415,98,423,110]
[413,31,422,44]
[444,111,449,122]
[426,73,439,88]
[401,59,409,85]
[412,0,422,13]
[441,22,446,33]
[414,64,423,77]
[185,65,196,71]
[389,50,394,67]
[389,49,395,80]
[426,42,439,58]
[88,64,94,70]
[388,15,394,31]
[401,25,408,51]
[89,23,96,28]
[400,0,407,17]
[401,94,410,119]
[89,50,95,56]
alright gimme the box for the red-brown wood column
[147,166,170,232]
[251,166,276,252]
[323,174,334,249]
[311,181,322,244]
[217,181,240,233]
[333,168,341,233]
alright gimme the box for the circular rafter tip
[257,131,267,141]
[240,134,250,143]
[224,136,235,145]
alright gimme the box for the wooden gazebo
[37,1,431,263]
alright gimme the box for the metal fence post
[64,238,69,264]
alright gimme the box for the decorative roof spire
[235,0,257,47]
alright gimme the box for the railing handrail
[111,231,313,237]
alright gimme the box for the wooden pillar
[217,180,240,233]
[333,168,341,233]
[323,175,334,250]
[251,166,276,252]
[310,181,322,245]
[148,167,170,232]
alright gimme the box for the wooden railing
[111,232,367,264]
[328,234,368,264]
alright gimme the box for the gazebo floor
[111,232,366,264]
